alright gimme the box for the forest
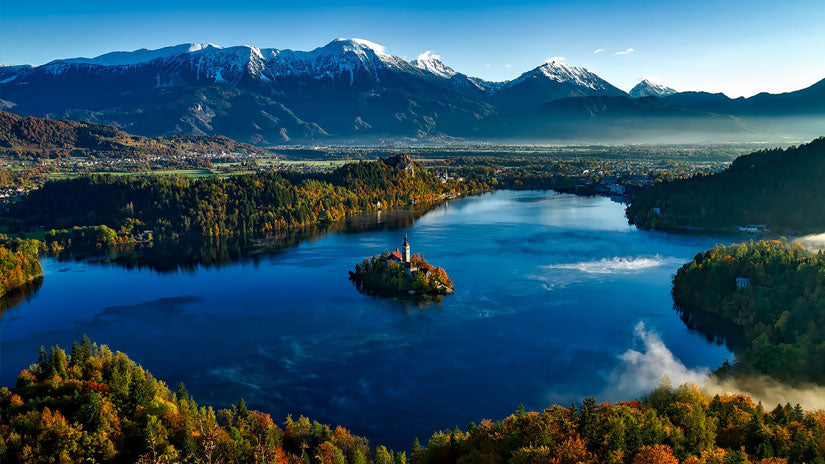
[626,137,825,232]
[9,155,479,240]
[349,253,454,298]
[672,240,825,383]
[2,340,825,464]
[0,235,42,297]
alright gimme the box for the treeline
[420,379,825,464]
[3,341,825,464]
[0,338,379,464]
[0,235,42,297]
[673,240,825,383]
[11,156,475,239]
[0,110,262,160]
[627,137,825,232]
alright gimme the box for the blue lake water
[1,190,738,448]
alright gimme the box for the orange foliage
[631,445,678,464]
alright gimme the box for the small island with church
[349,233,454,299]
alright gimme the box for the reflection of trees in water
[50,206,432,274]
[0,277,44,319]
[675,304,745,352]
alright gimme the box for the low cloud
[604,321,825,410]
[604,322,710,399]
[615,48,635,55]
[416,50,441,62]
[505,63,512,68]
[593,48,604,54]
[795,233,825,252]
[708,375,825,411]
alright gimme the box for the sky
[2,0,824,97]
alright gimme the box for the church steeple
[402,233,411,263]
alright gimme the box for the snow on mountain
[411,51,457,79]
[508,58,615,91]
[7,39,628,97]
[629,79,677,98]
[264,38,410,84]
[54,43,216,66]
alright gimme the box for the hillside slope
[626,137,825,232]
[0,110,263,158]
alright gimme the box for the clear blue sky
[2,0,824,97]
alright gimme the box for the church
[388,233,415,271]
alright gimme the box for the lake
[1,190,737,449]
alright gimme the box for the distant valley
[2,38,823,144]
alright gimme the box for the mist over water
[542,255,682,274]
[795,232,825,252]
[606,321,825,411]
[1,190,749,448]
[604,322,711,400]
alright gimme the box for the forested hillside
[9,156,475,239]
[0,235,42,297]
[3,340,825,464]
[673,240,825,383]
[627,137,825,232]
[0,110,262,159]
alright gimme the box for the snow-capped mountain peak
[411,51,457,79]
[537,59,602,89]
[333,38,389,56]
[629,78,677,98]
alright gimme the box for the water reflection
[49,207,431,273]
[675,304,745,352]
[0,277,44,320]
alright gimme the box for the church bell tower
[402,233,411,263]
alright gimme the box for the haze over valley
[3,39,823,145]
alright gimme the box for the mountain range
[1,38,823,144]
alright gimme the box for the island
[349,233,454,299]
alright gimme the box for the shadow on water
[0,277,44,321]
[675,304,745,352]
[47,206,435,274]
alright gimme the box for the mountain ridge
[630,79,677,98]
[1,38,823,144]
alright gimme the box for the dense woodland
[673,240,825,383]
[0,235,42,297]
[10,156,476,240]
[627,138,825,232]
[350,253,454,297]
[3,341,825,464]
[0,110,262,160]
